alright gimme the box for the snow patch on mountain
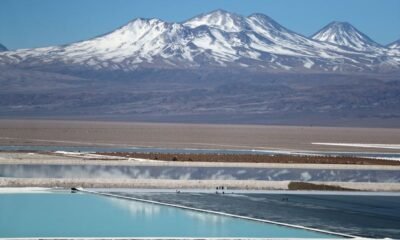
[388,39,400,56]
[312,22,382,52]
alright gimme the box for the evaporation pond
[0,192,338,238]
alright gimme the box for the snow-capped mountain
[184,9,247,32]
[388,39,400,49]
[311,21,383,52]
[0,44,7,52]
[0,10,399,73]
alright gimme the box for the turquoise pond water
[0,192,338,238]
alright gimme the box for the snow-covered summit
[183,9,248,32]
[311,21,381,51]
[184,10,288,34]
[0,10,398,72]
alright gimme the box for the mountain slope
[0,10,399,73]
[388,39,400,49]
[311,22,382,52]
[0,44,7,52]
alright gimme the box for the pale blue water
[125,192,400,239]
[0,192,338,238]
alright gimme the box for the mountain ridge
[0,10,399,73]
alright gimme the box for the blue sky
[1,0,399,50]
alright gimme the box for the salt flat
[1,152,400,191]
[1,152,399,170]
[2,177,400,191]
[1,120,399,191]
[0,119,400,153]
